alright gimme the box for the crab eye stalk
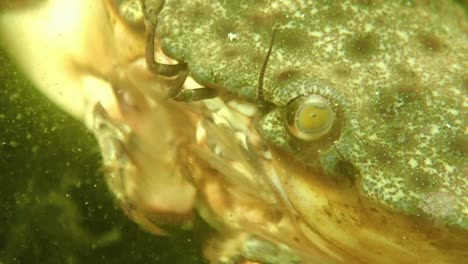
[285,94,335,141]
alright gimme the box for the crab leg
[143,19,187,77]
[173,87,218,102]
[141,0,220,102]
[142,0,187,77]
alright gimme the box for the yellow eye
[285,94,334,141]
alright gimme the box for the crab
[1,0,467,263]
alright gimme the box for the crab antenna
[256,28,278,114]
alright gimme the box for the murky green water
[0,47,207,263]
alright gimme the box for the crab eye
[285,94,335,141]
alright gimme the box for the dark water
[0,47,208,264]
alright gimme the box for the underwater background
[2,1,465,264]
[0,46,208,263]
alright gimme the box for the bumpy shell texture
[157,0,468,229]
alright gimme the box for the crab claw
[92,92,197,234]
[0,0,198,234]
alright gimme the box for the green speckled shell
[157,1,468,229]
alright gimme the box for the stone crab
[1,0,467,263]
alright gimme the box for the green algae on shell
[156,0,468,230]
